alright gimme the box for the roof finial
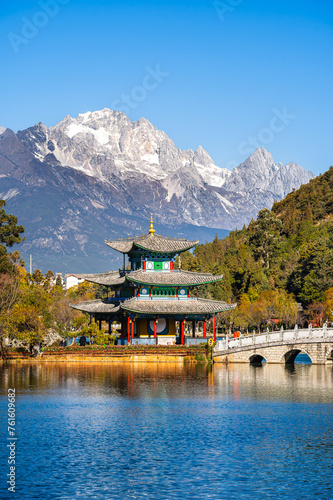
[149,213,155,235]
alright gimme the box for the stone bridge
[213,326,333,365]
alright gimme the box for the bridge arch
[325,349,333,363]
[281,348,313,365]
[249,353,267,366]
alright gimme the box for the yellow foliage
[231,289,298,330]
[324,288,333,321]
[6,303,46,344]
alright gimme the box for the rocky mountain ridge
[0,109,314,272]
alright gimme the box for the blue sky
[0,0,332,175]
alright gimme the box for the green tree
[0,200,25,248]
[55,274,63,288]
[249,209,283,270]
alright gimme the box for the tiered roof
[84,269,223,288]
[70,215,237,319]
[127,270,223,287]
[71,297,236,315]
[105,233,199,254]
[121,298,236,315]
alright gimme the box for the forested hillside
[180,166,333,330]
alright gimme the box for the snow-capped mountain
[222,147,312,199]
[18,109,230,189]
[0,109,314,272]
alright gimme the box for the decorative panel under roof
[105,233,199,254]
[70,300,120,314]
[121,298,236,315]
[85,271,126,286]
[127,270,223,287]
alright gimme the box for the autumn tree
[0,202,25,349]
[231,289,298,332]
[305,302,325,327]
[5,304,46,352]
[324,287,333,321]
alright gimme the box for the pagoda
[71,215,236,344]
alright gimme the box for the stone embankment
[1,346,208,364]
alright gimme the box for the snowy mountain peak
[223,147,314,197]
[240,147,276,172]
[249,146,273,160]
[194,145,214,163]
[0,109,318,275]
[15,109,314,210]
[17,109,224,184]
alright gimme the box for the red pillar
[181,320,184,345]
[203,320,207,339]
[131,319,134,339]
[213,316,216,342]
[127,317,130,344]
[154,319,157,338]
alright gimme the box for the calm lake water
[1,361,333,500]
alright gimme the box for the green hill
[180,166,333,328]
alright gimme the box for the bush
[92,332,116,346]
[195,353,207,363]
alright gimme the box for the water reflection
[1,362,333,403]
[0,362,333,500]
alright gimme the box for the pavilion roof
[105,232,199,254]
[85,271,126,286]
[121,298,237,315]
[127,270,224,287]
[70,300,120,314]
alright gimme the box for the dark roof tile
[105,233,199,254]
[85,271,126,286]
[121,298,236,315]
[127,270,223,286]
[70,300,120,314]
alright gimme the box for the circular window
[149,318,167,333]
[141,288,148,295]
[179,288,186,295]
[147,262,153,270]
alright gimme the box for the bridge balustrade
[215,327,333,353]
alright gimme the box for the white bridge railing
[215,325,333,352]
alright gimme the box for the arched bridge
[213,326,333,365]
